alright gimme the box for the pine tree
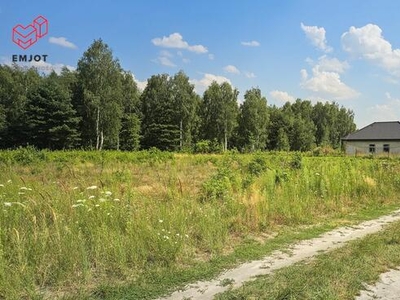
[25,77,80,149]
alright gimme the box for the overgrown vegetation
[1,150,400,299]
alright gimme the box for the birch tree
[77,39,123,150]
[201,81,239,151]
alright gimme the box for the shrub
[247,155,268,176]
[290,153,302,170]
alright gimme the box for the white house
[342,121,400,155]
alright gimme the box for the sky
[1,0,400,129]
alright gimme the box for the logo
[12,16,48,50]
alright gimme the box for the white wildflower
[86,185,98,190]
[72,203,84,208]
[18,192,25,195]
[88,195,95,199]
[99,198,107,202]
[105,191,112,196]
[76,199,86,203]
[7,180,11,183]
[72,186,79,190]
[19,187,28,190]
[4,202,12,207]
[95,204,100,207]
[113,198,120,202]
[159,219,163,223]
[0,184,4,187]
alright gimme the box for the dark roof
[342,121,400,141]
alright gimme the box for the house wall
[344,141,400,155]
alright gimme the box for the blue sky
[1,0,400,128]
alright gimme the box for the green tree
[77,39,123,150]
[0,104,5,134]
[313,102,356,149]
[25,77,80,149]
[237,88,269,151]
[267,105,293,150]
[282,100,316,151]
[290,117,316,151]
[312,102,330,146]
[140,74,179,150]
[0,65,41,148]
[276,127,290,151]
[119,71,141,151]
[201,81,239,151]
[171,71,200,150]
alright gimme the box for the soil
[356,268,400,300]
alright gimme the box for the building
[342,121,400,155]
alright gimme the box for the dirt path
[356,268,400,300]
[158,209,400,300]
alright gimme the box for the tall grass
[1,148,400,298]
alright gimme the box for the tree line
[0,39,356,152]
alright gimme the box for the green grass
[1,148,400,299]
[216,220,400,300]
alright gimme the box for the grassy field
[1,148,400,299]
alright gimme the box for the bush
[247,155,268,176]
[201,167,234,202]
[12,146,47,165]
[194,140,211,153]
[290,153,302,170]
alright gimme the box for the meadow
[1,148,400,299]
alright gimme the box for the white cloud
[313,55,349,73]
[301,23,332,53]
[48,37,77,49]
[153,56,176,67]
[190,73,231,95]
[383,76,399,85]
[151,32,208,54]
[132,74,147,91]
[224,65,240,74]
[367,92,400,122]
[341,24,400,76]
[244,71,256,78]
[241,40,260,47]
[301,55,357,100]
[300,69,308,81]
[208,54,215,60]
[300,66,359,100]
[159,50,173,58]
[152,51,176,67]
[269,90,296,103]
